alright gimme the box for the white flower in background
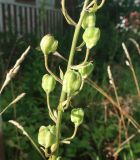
[116,11,140,33]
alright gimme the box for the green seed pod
[83,27,100,49]
[38,125,56,148]
[78,62,94,79]
[42,74,56,93]
[71,108,84,126]
[62,69,82,95]
[40,34,58,55]
[82,12,96,29]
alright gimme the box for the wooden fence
[0,2,63,36]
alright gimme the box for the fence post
[0,1,63,36]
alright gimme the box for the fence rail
[0,2,63,36]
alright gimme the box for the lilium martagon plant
[38,0,105,159]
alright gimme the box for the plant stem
[64,95,71,110]
[67,0,89,69]
[9,120,46,160]
[52,1,89,159]
[44,55,62,84]
[61,125,78,142]
[122,43,140,97]
[61,0,76,26]
[97,0,106,9]
[46,93,56,123]
[84,48,90,63]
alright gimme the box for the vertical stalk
[52,1,89,159]
[67,0,89,69]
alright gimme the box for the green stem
[123,154,127,160]
[46,93,56,123]
[84,48,90,63]
[61,0,76,26]
[61,125,78,142]
[76,41,85,51]
[67,0,89,69]
[52,1,89,160]
[129,143,135,160]
[53,93,65,158]
[44,55,62,84]
[64,94,71,110]
[97,0,106,9]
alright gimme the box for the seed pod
[78,62,94,79]
[62,69,82,95]
[40,34,58,55]
[82,12,96,29]
[38,125,56,148]
[42,74,56,93]
[83,27,100,49]
[71,108,84,126]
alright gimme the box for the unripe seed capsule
[38,125,56,148]
[40,34,58,55]
[42,74,56,93]
[82,12,96,29]
[83,27,100,49]
[71,108,84,126]
[78,62,94,79]
[62,69,82,95]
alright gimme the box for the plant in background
[38,0,105,159]
[116,11,140,33]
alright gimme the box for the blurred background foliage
[0,0,140,160]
